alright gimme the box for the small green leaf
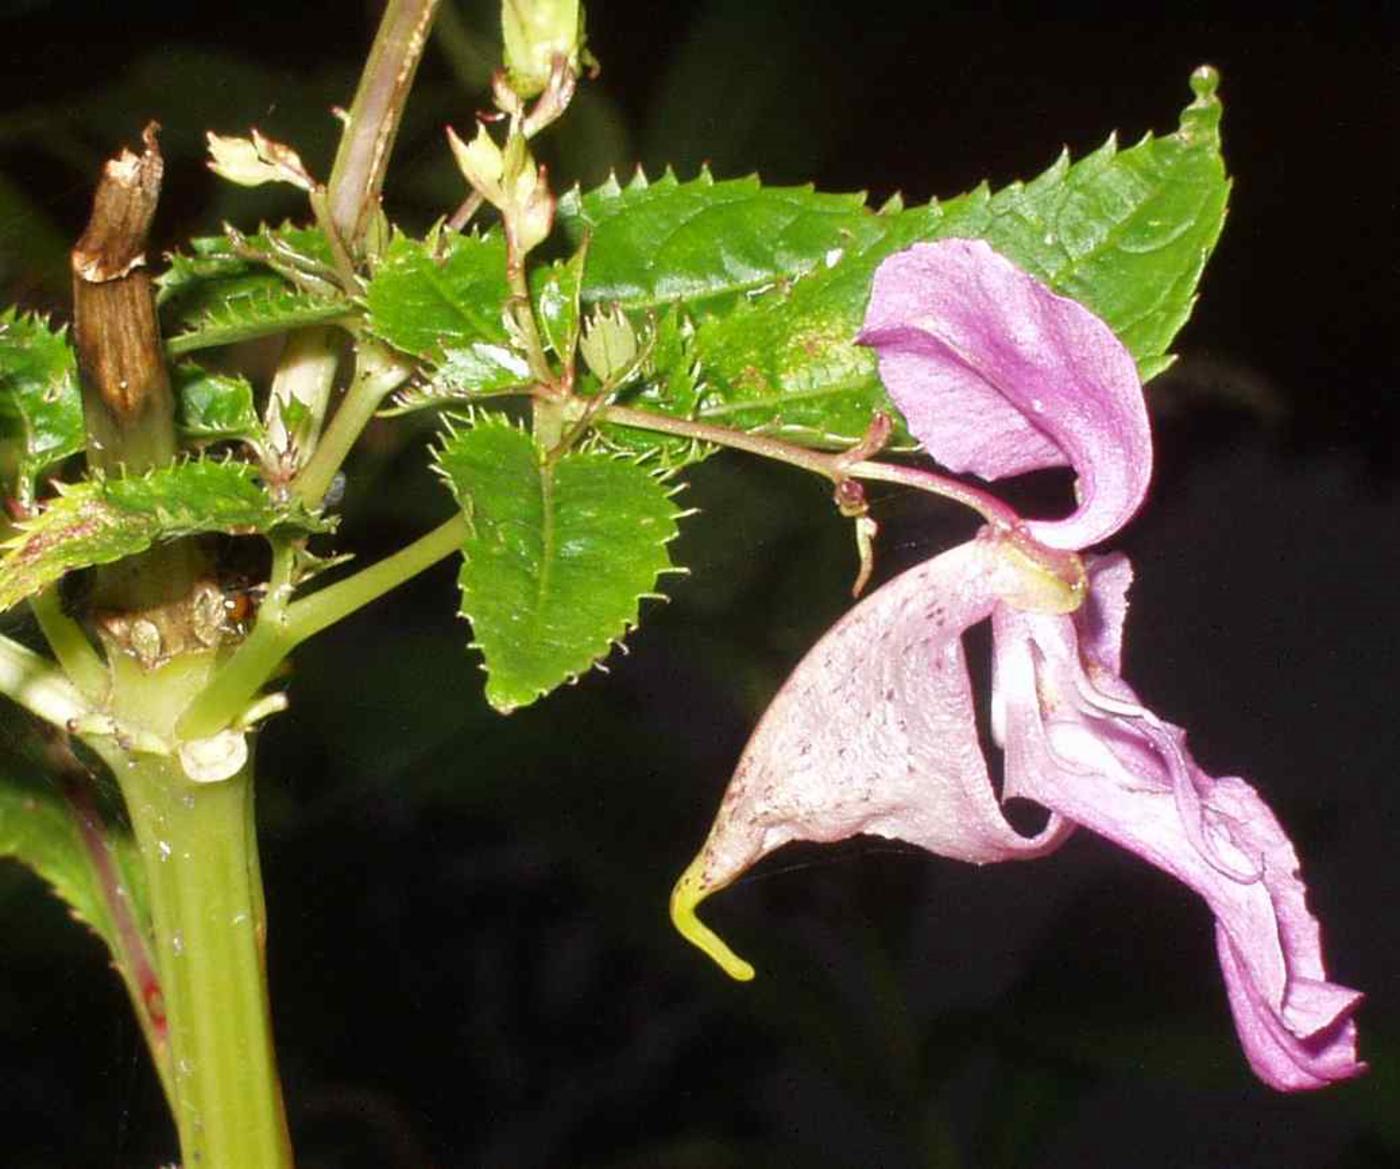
[390,344,533,414]
[158,225,338,316]
[173,364,263,445]
[595,307,710,467]
[364,229,513,362]
[0,460,327,611]
[531,244,587,363]
[0,767,147,959]
[435,417,682,713]
[165,286,353,356]
[161,226,351,355]
[556,168,878,315]
[0,309,84,505]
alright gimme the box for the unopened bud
[206,130,315,191]
[447,123,507,201]
[579,305,639,383]
[512,166,556,256]
[501,0,585,98]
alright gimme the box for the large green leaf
[0,309,84,505]
[617,68,1230,447]
[0,459,326,611]
[556,168,879,315]
[0,766,147,960]
[435,417,682,713]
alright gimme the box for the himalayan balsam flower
[671,239,1363,1091]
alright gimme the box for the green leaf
[161,226,351,356]
[0,309,84,505]
[158,225,338,315]
[598,70,1230,448]
[435,417,682,713]
[923,65,1230,382]
[0,459,327,611]
[390,344,532,414]
[174,364,264,445]
[0,767,148,961]
[531,244,587,363]
[557,168,878,315]
[364,229,513,362]
[165,285,353,356]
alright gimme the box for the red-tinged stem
[58,769,174,1106]
[600,404,1022,529]
[326,0,442,250]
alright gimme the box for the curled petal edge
[858,238,1153,549]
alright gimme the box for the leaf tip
[1181,65,1223,141]
[669,859,755,982]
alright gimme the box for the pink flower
[671,239,1363,1091]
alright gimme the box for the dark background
[1,2,1396,1167]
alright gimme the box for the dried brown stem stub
[71,123,176,476]
[73,124,199,613]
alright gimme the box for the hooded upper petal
[992,557,1364,1090]
[671,537,1074,980]
[858,239,1152,550]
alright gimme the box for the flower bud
[206,130,314,191]
[579,305,639,383]
[446,123,506,202]
[501,0,585,98]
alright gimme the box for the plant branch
[71,123,175,476]
[71,123,201,610]
[176,514,467,740]
[292,340,411,510]
[326,0,442,250]
[600,405,1021,528]
[0,635,90,729]
[284,512,467,642]
[264,326,342,477]
[29,587,106,697]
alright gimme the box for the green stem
[292,341,410,511]
[285,512,468,642]
[177,514,468,740]
[326,0,442,249]
[0,634,90,729]
[106,653,291,1169]
[265,326,342,473]
[29,587,106,697]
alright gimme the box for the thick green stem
[107,653,291,1169]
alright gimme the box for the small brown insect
[221,579,265,634]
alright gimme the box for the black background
[1,3,1396,1167]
